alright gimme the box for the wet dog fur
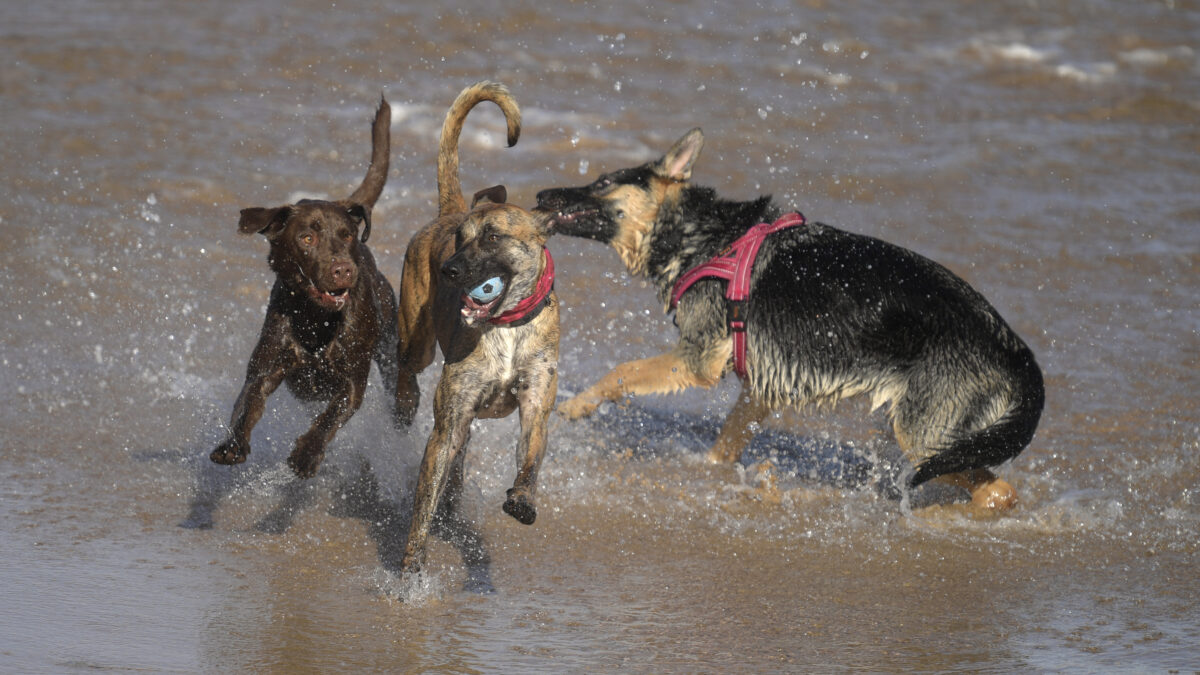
[536,128,1044,511]
[395,82,558,574]
[210,98,399,479]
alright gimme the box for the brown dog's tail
[437,81,521,217]
[347,96,391,210]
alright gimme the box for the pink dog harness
[669,212,806,379]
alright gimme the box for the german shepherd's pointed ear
[238,206,291,237]
[654,128,704,182]
[471,184,508,208]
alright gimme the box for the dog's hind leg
[706,384,771,464]
[892,401,1021,512]
[936,469,1018,511]
[372,273,403,426]
[395,237,439,426]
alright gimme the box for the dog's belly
[284,362,343,401]
[473,381,519,419]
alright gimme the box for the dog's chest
[477,328,529,385]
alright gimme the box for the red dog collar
[670,212,806,378]
[490,248,555,325]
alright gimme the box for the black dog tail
[908,350,1045,488]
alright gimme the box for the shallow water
[2,1,1198,672]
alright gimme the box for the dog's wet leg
[706,384,771,464]
[288,377,365,478]
[401,392,473,575]
[941,468,1018,511]
[504,369,557,525]
[559,350,721,419]
[211,363,288,465]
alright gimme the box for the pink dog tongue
[307,286,347,310]
[461,294,498,321]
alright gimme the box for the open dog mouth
[547,208,596,226]
[459,276,506,325]
[307,285,349,311]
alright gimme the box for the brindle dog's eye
[487,232,499,243]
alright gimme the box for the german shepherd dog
[210,98,399,479]
[395,82,558,575]
[536,128,1044,510]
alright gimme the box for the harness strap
[669,212,806,378]
[490,248,555,326]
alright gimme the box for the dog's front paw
[557,394,600,420]
[503,487,537,525]
[287,435,325,479]
[210,438,249,465]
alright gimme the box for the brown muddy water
[2,1,1198,672]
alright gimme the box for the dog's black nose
[534,189,556,209]
[441,259,463,281]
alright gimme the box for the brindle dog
[536,128,1044,511]
[395,82,558,575]
[210,98,399,479]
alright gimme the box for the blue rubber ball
[468,276,504,303]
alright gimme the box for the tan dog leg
[503,368,558,525]
[400,380,473,574]
[940,468,1018,511]
[706,384,771,464]
[558,348,725,420]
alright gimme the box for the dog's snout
[331,260,355,286]
[441,259,463,281]
[535,189,557,209]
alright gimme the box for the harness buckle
[726,299,748,332]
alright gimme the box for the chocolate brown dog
[394,82,558,575]
[210,98,399,479]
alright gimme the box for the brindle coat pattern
[395,82,558,575]
[210,98,399,479]
[536,128,1044,511]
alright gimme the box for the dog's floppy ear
[655,128,704,182]
[347,203,372,243]
[471,185,508,208]
[238,206,290,236]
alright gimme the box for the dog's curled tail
[437,81,521,217]
[908,349,1045,488]
[347,96,392,211]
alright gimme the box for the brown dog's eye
[300,233,316,246]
